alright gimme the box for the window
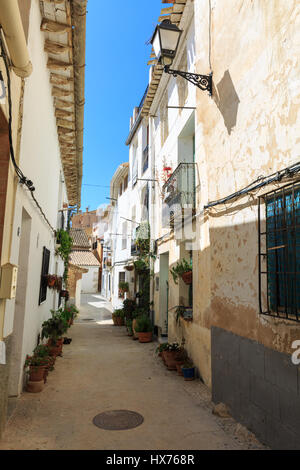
[259,183,300,321]
[122,221,127,250]
[132,144,138,186]
[39,247,50,305]
[142,125,149,173]
[160,91,169,147]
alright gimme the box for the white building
[0,0,87,435]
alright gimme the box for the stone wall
[212,326,300,449]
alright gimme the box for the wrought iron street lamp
[151,19,212,96]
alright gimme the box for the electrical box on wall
[0,263,18,299]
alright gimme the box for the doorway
[9,208,32,396]
[159,252,169,336]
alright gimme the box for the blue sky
[81,0,162,211]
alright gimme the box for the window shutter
[39,247,50,305]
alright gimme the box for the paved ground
[0,294,266,450]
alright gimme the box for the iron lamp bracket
[164,66,213,96]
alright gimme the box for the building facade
[103,0,300,449]
[0,0,87,436]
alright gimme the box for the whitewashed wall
[4,0,69,395]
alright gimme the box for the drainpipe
[0,0,32,77]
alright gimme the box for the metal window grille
[258,181,300,322]
[39,247,50,305]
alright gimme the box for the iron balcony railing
[163,162,196,207]
[162,163,196,227]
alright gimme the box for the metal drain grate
[93,410,144,430]
[82,318,95,322]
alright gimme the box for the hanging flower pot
[125,265,134,271]
[47,275,56,288]
[181,270,192,285]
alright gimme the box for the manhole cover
[93,410,144,430]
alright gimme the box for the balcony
[162,163,196,226]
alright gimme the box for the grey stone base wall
[0,335,12,438]
[211,326,300,449]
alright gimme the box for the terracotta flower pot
[26,380,44,393]
[138,332,152,343]
[115,316,124,326]
[162,350,177,370]
[29,365,46,382]
[175,361,185,376]
[181,270,192,285]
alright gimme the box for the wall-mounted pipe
[0,0,32,77]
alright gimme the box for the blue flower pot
[182,366,195,381]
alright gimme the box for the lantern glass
[151,20,182,66]
[160,27,181,56]
[152,29,161,59]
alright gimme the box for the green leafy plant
[123,299,136,320]
[119,282,129,292]
[56,229,73,282]
[134,314,152,333]
[113,309,124,318]
[182,359,194,369]
[24,354,48,368]
[170,258,192,285]
[41,312,68,345]
[33,344,50,358]
[165,342,181,352]
[155,343,169,355]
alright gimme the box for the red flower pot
[29,365,46,382]
[138,332,152,343]
[181,271,192,285]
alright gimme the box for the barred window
[259,182,300,321]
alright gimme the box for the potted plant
[41,312,68,356]
[155,342,169,358]
[135,315,153,343]
[125,264,134,271]
[174,348,188,375]
[33,344,53,383]
[122,299,136,322]
[181,360,195,381]
[25,354,48,382]
[112,309,125,326]
[162,342,181,370]
[126,318,133,336]
[170,258,192,285]
[118,282,129,298]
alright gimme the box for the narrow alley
[0,295,264,451]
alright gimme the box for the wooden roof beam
[41,18,71,34]
[44,39,71,55]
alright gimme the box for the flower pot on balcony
[181,271,192,285]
